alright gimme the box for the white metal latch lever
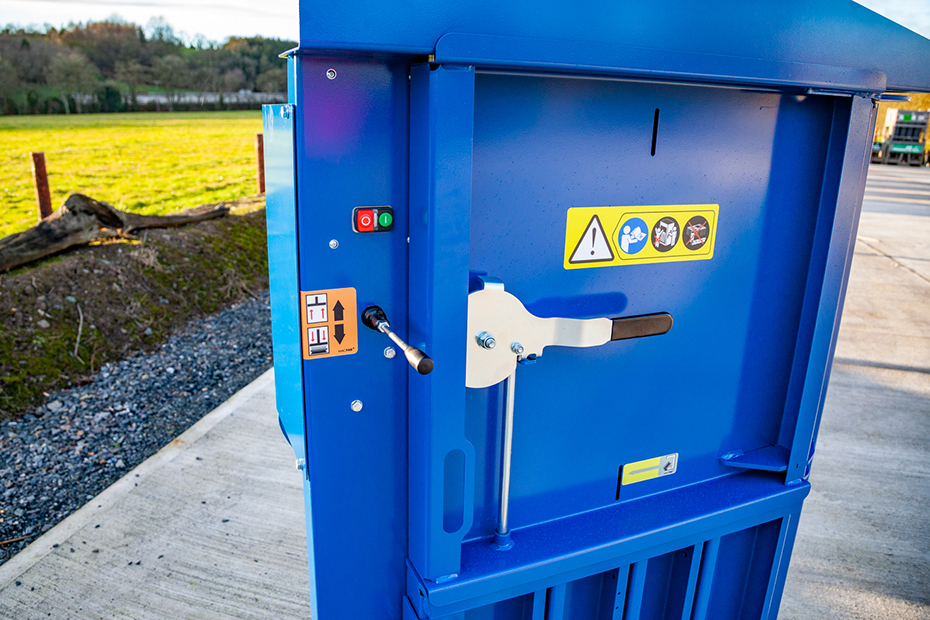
[465,280,672,388]
[467,278,672,549]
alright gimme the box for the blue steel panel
[415,474,809,617]
[407,63,477,581]
[296,0,930,92]
[784,95,876,482]
[292,55,411,619]
[262,104,304,459]
[462,74,830,541]
[435,33,884,94]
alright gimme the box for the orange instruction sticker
[300,288,358,359]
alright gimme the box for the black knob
[361,305,433,375]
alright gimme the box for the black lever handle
[610,313,673,341]
[361,305,434,375]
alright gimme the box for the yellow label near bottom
[621,453,679,486]
[564,204,718,269]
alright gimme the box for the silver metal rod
[497,369,516,536]
[377,321,434,374]
[378,322,407,349]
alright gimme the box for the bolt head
[328,239,339,249]
[476,331,496,349]
[383,346,397,359]
[350,400,363,412]
[511,342,524,355]
[326,68,337,80]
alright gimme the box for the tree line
[0,18,295,115]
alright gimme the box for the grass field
[0,111,263,238]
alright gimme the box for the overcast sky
[0,0,927,44]
[0,0,299,42]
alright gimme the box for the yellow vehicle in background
[871,108,929,166]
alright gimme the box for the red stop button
[356,209,374,232]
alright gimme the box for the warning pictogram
[619,217,649,255]
[300,287,358,360]
[568,215,615,264]
[683,215,710,250]
[652,217,679,252]
[564,204,718,269]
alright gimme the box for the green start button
[378,212,393,228]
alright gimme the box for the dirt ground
[0,196,269,422]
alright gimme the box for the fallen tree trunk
[0,194,229,272]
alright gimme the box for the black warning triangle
[569,215,615,264]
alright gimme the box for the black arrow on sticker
[334,324,345,344]
[332,300,345,322]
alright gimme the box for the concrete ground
[0,371,311,619]
[0,164,927,619]
[781,164,930,620]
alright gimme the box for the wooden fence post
[30,152,53,220]
[255,133,265,195]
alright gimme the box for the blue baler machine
[262,3,930,618]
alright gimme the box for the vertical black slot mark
[615,465,623,501]
[651,108,660,156]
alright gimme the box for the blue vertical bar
[623,561,648,620]
[680,544,705,620]
[547,584,567,620]
[408,62,477,580]
[531,589,548,620]
[611,566,631,620]
[262,102,305,461]
[783,95,877,483]
[691,537,721,620]
[761,512,802,619]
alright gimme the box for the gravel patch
[0,291,272,566]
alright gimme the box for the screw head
[511,342,524,355]
[329,239,339,249]
[350,400,363,412]
[383,346,396,359]
[326,68,337,80]
[476,331,496,350]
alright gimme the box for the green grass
[0,111,263,238]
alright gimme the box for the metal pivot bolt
[361,305,434,375]
[510,342,524,355]
[476,331,496,349]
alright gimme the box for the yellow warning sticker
[300,288,358,360]
[564,204,718,269]
[621,453,679,486]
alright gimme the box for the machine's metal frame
[263,3,930,619]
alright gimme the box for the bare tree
[221,68,245,92]
[47,51,99,114]
[0,55,20,113]
[153,55,189,111]
[255,67,286,93]
[114,59,149,109]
